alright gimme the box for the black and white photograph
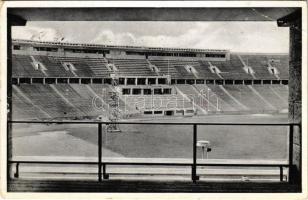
[0,1,307,198]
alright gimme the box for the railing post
[279,166,283,182]
[192,124,199,183]
[14,163,19,178]
[288,124,293,183]
[103,163,109,179]
[98,123,102,182]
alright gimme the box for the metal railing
[7,120,300,183]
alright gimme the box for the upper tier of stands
[12,53,289,80]
[239,54,289,79]
[108,59,157,76]
[210,54,254,80]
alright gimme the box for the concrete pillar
[278,9,302,185]
[7,14,27,181]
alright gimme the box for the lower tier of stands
[11,84,288,120]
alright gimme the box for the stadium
[5,6,303,193]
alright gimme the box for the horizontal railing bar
[7,120,300,126]
[9,160,290,167]
[9,161,97,165]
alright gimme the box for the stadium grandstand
[11,39,289,121]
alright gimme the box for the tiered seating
[238,54,278,79]
[53,57,93,77]
[148,59,198,78]
[271,85,289,101]
[176,85,212,111]
[12,55,46,77]
[266,55,289,79]
[54,84,104,116]
[194,85,237,112]
[33,55,75,77]
[17,84,81,118]
[55,57,109,77]
[211,54,253,79]
[12,87,49,119]
[108,59,157,76]
[253,85,287,110]
[223,85,275,112]
[195,61,222,79]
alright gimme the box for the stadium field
[12,114,289,161]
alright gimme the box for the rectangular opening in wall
[158,78,166,84]
[58,78,68,84]
[163,88,172,95]
[253,80,262,85]
[13,45,21,50]
[19,78,31,84]
[148,78,156,85]
[215,80,224,85]
[132,88,141,95]
[137,78,146,85]
[244,80,252,85]
[12,78,18,85]
[164,110,174,116]
[196,79,205,84]
[176,79,185,84]
[206,80,214,85]
[32,78,44,84]
[154,110,163,114]
[45,78,56,84]
[69,78,80,84]
[186,79,195,85]
[282,80,288,85]
[118,78,125,85]
[92,78,103,84]
[81,78,91,84]
[234,80,243,85]
[225,80,233,85]
[144,111,153,114]
[122,88,131,95]
[104,78,112,84]
[263,80,271,84]
[272,80,281,84]
[171,79,176,85]
[127,78,136,85]
[143,88,152,95]
[154,88,163,95]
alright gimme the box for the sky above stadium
[12,21,289,53]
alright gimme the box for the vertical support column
[278,9,302,186]
[280,166,283,182]
[7,14,26,182]
[288,124,294,182]
[192,124,199,183]
[98,123,102,182]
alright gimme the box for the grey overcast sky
[12,21,289,53]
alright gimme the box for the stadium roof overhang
[8,7,298,22]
